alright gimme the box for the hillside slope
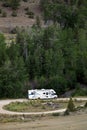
[0,0,41,33]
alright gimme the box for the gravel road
[0,98,87,115]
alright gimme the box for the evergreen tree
[67,97,75,112]
[40,0,87,29]
[0,34,7,66]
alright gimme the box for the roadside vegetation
[3,99,67,112]
[64,98,87,116]
[0,24,87,98]
[3,99,86,112]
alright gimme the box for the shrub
[0,9,2,14]
[35,16,41,28]
[24,7,29,11]
[23,0,28,2]
[2,0,20,10]
[72,84,87,97]
[26,10,34,18]
[10,0,20,10]
[11,11,17,17]
[41,105,46,109]
[64,109,69,116]
[2,11,7,17]
[28,14,34,18]
[67,97,75,112]
[2,2,10,7]
[10,26,18,34]
[52,113,60,116]
[84,102,87,108]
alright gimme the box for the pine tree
[67,97,75,112]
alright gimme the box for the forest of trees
[0,0,87,98]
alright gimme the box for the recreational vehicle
[28,89,57,99]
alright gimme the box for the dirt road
[0,99,66,115]
[0,98,87,130]
[0,98,87,115]
[0,114,87,130]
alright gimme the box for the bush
[25,10,34,18]
[2,2,10,7]
[28,14,34,19]
[52,113,60,116]
[11,11,17,17]
[2,11,7,17]
[2,0,20,10]
[72,84,87,97]
[24,7,29,11]
[23,0,28,2]
[84,102,87,108]
[67,97,75,112]
[42,75,68,96]
[64,109,70,116]
[10,26,18,34]
[0,9,2,14]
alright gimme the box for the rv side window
[46,92,48,95]
[31,92,34,95]
[43,93,45,94]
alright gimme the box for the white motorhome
[28,89,57,99]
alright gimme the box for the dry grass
[3,99,86,113]
[0,112,87,130]
[3,100,67,112]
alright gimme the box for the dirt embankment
[0,114,87,130]
[0,0,41,33]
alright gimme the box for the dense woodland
[0,0,87,98]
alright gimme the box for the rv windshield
[52,93,56,95]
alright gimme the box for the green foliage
[0,9,2,14]
[35,16,41,28]
[84,102,87,108]
[11,11,17,17]
[0,34,7,66]
[10,27,18,34]
[2,11,7,17]
[67,98,75,112]
[52,113,60,117]
[2,0,20,10]
[24,7,29,11]
[28,11,34,18]
[43,75,67,95]
[64,109,70,116]
[0,0,87,99]
[4,100,62,112]
[0,36,28,98]
[23,0,28,2]
[25,7,34,18]
[72,83,87,97]
[40,0,87,29]
[0,58,28,98]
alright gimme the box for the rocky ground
[0,113,87,130]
